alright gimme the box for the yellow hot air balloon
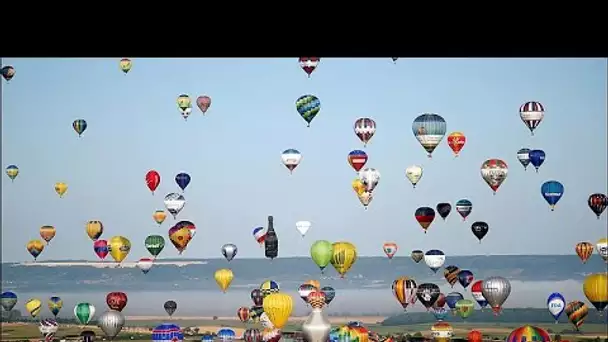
[169,227,192,254]
[305,279,320,290]
[153,210,167,226]
[262,293,293,329]
[54,182,68,198]
[330,242,358,278]
[85,220,104,241]
[119,58,132,74]
[26,240,45,261]
[25,298,42,318]
[352,179,365,196]
[214,268,235,293]
[108,236,131,263]
[39,225,56,244]
[583,273,608,312]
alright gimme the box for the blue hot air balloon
[1,291,18,311]
[529,149,546,172]
[217,328,236,341]
[432,307,449,321]
[547,292,566,323]
[152,323,184,342]
[202,334,214,342]
[412,113,447,158]
[541,180,564,211]
[457,270,474,290]
[175,173,191,192]
[445,292,464,313]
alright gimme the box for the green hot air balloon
[296,95,321,127]
[310,240,333,273]
[74,303,96,325]
[145,235,165,258]
[456,299,475,320]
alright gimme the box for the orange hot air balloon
[305,280,320,290]
[169,227,192,254]
[447,132,466,157]
[575,242,594,264]
[467,330,482,342]
[153,210,167,226]
[39,225,57,244]
[26,240,45,261]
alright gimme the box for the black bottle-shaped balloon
[264,215,278,260]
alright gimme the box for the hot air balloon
[164,300,177,317]
[321,286,336,305]
[98,310,125,339]
[412,113,447,158]
[547,292,566,323]
[177,94,192,120]
[298,283,317,304]
[348,150,368,172]
[583,273,607,312]
[1,291,18,312]
[391,57,399,63]
[296,221,311,237]
[457,270,474,290]
[72,119,87,137]
[251,289,264,306]
[416,283,441,310]
[106,292,127,312]
[253,226,266,246]
[519,101,545,136]
[119,58,132,74]
[215,268,234,293]
[25,298,42,318]
[164,193,186,218]
[237,307,250,323]
[456,299,475,319]
[529,149,546,172]
[445,292,464,313]
[564,301,588,330]
[152,323,184,341]
[482,276,511,314]
[392,277,417,310]
[39,318,59,340]
[353,118,377,147]
[296,95,321,127]
[93,240,109,260]
[5,165,19,182]
[80,330,96,342]
[480,159,508,194]
[447,132,466,157]
[415,207,435,233]
[39,225,56,244]
[310,240,333,273]
[383,242,398,260]
[436,203,452,221]
[467,330,483,342]
[221,243,238,262]
[169,226,192,254]
[405,165,423,188]
[575,242,594,264]
[197,95,212,114]
[411,250,424,263]
[218,328,236,341]
[107,236,131,263]
[358,168,381,192]
[471,221,489,243]
[455,199,472,221]
[517,148,531,171]
[244,328,262,342]
[263,293,293,329]
[541,180,564,211]
[597,238,608,263]
[299,57,320,78]
[588,193,608,219]
[432,307,449,321]
[74,303,96,325]
[145,235,165,258]
[471,280,488,310]
[175,172,191,192]
[444,265,460,288]
[302,290,331,342]
[48,296,63,317]
[1,65,16,81]
[26,240,45,261]
[281,149,302,174]
[54,182,68,198]
[86,220,104,241]
[137,257,154,274]
[357,191,374,210]
[145,170,161,195]
[330,242,357,278]
[265,216,279,260]
[506,325,551,342]
[431,322,453,342]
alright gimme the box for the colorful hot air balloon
[353,118,377,147]
[93,240,109,260]
[296,95,321,127]
[471,280,488,310]
[145,234,165,258]
[298,283,317,304]
[106,292,128,312]
[25,298,43,318]
[519,101,545,136]
[348,150,368,172]
[471,221,489,243]
[416,283,441,310]
[253,226,266,246]
[295,221,311,237]
[152,323,183,342]
[169,226,192,254]
[383,242,398,260]
[72,119,88,137]
[415,207,435,233]
[517,148,531,171]
[588,193,608,219]
[262,293,293,329]
[54,182,68,198]
[5,165,19,182]
[583,273,608,312]
[1,65,16,82]
[215,268,234,293]
[547,292,566,323]
[541,180,564,211]
[330,242,357,278]
[405,165,423,188]
[107,236,131,263]
[26,240,45,261]
[86,220,104,241]
[197,95,212,114]
[164,300,177,317]
[145,170,161,195]
[119,58,132,74]
[281,149,302,174]
[411,250,424,263]
[48,297,63,318]
[244,328,261,342]
[1,291,18,312]
[164,193,186,218]
[456,299,475,319]
[596,238,608,263]
[455,199,472,221]
[481,276,511,315]
[457,270,474,290]
[480,159,508,194]
[447,132,466,157]
[39,225,56,244]
[431,322,453,342]
[392,277,417,310]
[311,240,333,273]
[436,203,452,221]
[238,307,250,322]
[175,172,191,192]
[506,325,551,342]
[575,242,594,264]
[221,243,238,262]
[357,191,373,210]
[299,57,320,78]
[424,250,445,273]
[412,113,447,158]
[432,307,449,321]
[529,149,546,172]
[443,266,460,288]
[564,301,588,330]
[137,257,154,274]
[74,303,96,325]
[177,94,192,120]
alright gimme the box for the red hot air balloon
[467,330,482,342]
[106,292,128,312]
[237,307,250,322]
[93,240,109,260]
[196,95,212,115]
[145,170,161,195]
[299,57,320,78]
[415,207,436,234]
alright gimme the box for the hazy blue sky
[2,58,606,262]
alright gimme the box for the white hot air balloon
[424,250,446,273]
[481,276,511,314]
[281,149,302,174]
[164,193,186,219]
[137,258,154,274]
[296,221,311,237]
[358,168,380,192]
[405,165,423,188]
